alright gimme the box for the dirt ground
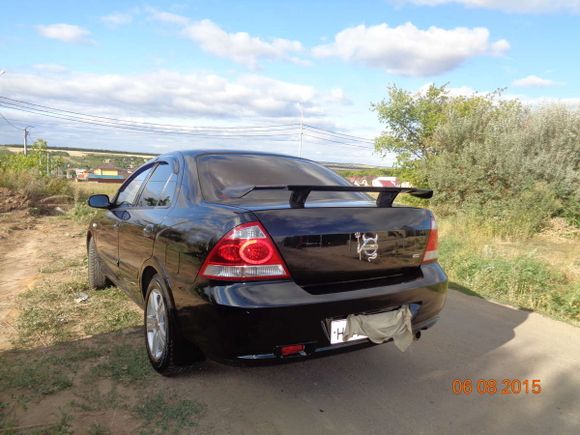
[0,207,84,350]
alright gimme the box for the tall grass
[438,215,580,323]
[0,167,73,201]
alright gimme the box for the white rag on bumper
[343,305,413,352]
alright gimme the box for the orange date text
[451,379,542,395]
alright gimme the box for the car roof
[155,149,318,165]
[180,149,307,159]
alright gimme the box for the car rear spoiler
[222,185,433,208]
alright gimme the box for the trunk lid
[251,206,431,292]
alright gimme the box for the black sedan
[87,151,447,375]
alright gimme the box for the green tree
[372,84,449,161]
[371,83,580,232]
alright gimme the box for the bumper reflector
[280,344,305,357]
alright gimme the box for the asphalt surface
[169,290,580,434]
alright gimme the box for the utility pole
[298,104,304,158]
[23,127,31,155]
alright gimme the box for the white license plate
[330,318,367,344]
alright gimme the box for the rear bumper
[175,263,447,363]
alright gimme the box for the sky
[0,0,579,166]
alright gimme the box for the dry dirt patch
[0,213,86,350]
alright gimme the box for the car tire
[88,237,108,290]
[144,274,204,376]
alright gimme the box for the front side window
[138,162,177,207]
[115,166,154,207]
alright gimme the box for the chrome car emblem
[355,232,379,262]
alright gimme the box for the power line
[303,124,375,144]
[0,110,24,131]
[0,96,377,150]
[302,132,374,150]
[0,101,297,138]
[0,96,378,143]
[0,96,297,133]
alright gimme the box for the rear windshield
[194,154,370,204]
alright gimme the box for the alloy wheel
[146,288,168,361]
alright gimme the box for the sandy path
[0,215,84,350]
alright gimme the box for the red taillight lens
[217,243,242,262]
[280,344,305,357]
[239,240,273,264]
[200,222,290,281]
[422,215,438,264]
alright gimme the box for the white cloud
[101,13,133,27]
[512,75,556,88]
[147,10,305,68]
[416,83,580,108]
[32,64,68,73]
[147,9,190,26]
[182,19,304,68]
[0,70,344,122]
[312,22,509,76]
[397,1,580,13]
[35,23,92,44]
[0,70,378,164]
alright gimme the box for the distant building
[93,164,122,177]
[372,176,399,187]
[88,164,127,183]
[347,176,400,188]
[348,176,375,187]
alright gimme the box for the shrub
[374,85,580,235]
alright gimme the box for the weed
[81,288,142,336]
[134,393,205,434]
[67,202,99,224]
[15,274,140,348]
[41,411,74,435]
[71,384,128,413]
[40,257,84,274]
[88,423,112,435]
[0,355,73,397]
[439,234,579,323]
[91,341,152,384]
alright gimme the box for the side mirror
[87,194,111,209]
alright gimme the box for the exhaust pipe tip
[414,331,421,341]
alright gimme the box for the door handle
[143,224,156,238]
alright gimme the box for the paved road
[169,290,579,434]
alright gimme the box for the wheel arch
[141,265,158,301]
[139,258,176,308]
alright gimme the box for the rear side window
[138,162,177,207]
[115,166,154,207]
[194,154,369,204]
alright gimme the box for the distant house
[88,164,128,183]
[347,175,400,188]
[347,176,375,187]
[372,176,399,187]
[93,164,121,177]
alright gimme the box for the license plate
[330,318,367,344]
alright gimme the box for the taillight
[422,215,438,263]
[200,222,290,281]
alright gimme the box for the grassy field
[438,215,579,323]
